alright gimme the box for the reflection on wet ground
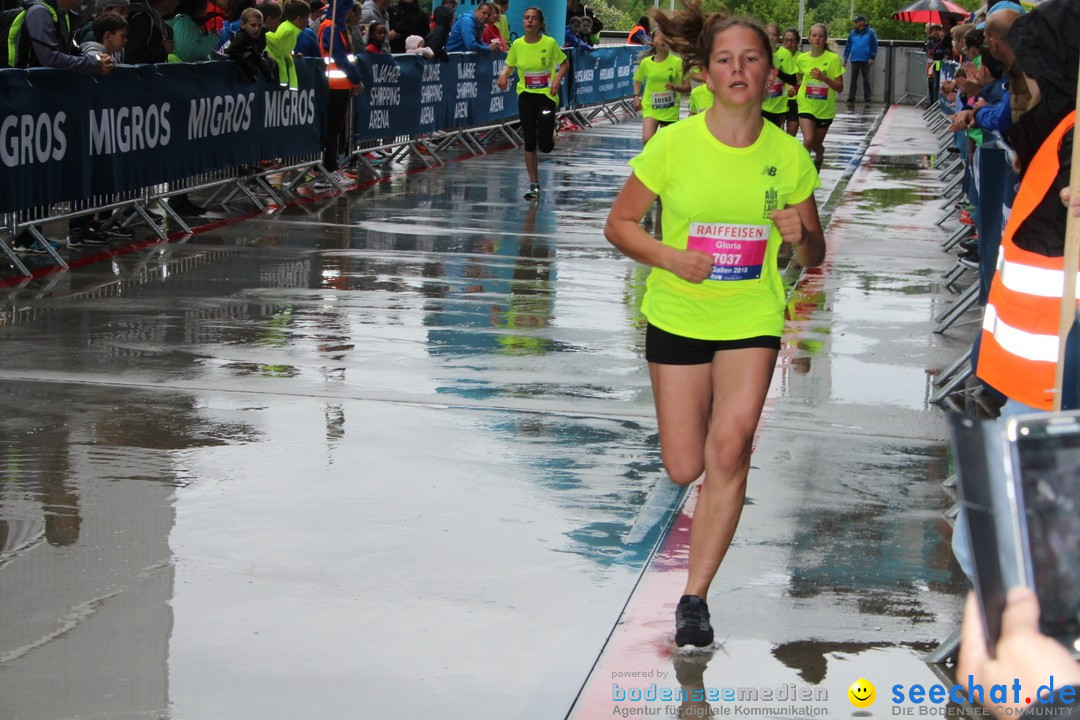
[1,104,970,720]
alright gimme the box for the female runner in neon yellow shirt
[497,7,569,200]
[632,30,690,145]
[795,22,844,171]
[604,1,826,649]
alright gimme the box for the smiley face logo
[848,678,876,708]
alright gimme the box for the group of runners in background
[632,18,844,170]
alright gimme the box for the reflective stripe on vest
[318,20,356,90]
[977,110,1076,409]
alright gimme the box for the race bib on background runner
[766,79,785,98]
[805,82,829,100]
[651,90,675,108]
[524,71,550,89]
[686,222,771,281]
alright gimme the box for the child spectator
[293,0,322,55]
[225,6,274,80]
[563,16,589,49]
[80,11,128,59]
[260,1,282,31]
[404,33,431,57]
[265,0,310,87]
[577,15,593,46]
[365,20,387,52]
[217,0,254,49]
[75,0,130,44]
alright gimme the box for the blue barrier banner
[353,52,518,141]
[0,59,327,213]
[568,46,638,105]
[353,53,419,142]
[351,46,639,141]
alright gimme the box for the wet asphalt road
[0,104,972,720]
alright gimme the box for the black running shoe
[675,595,714,648]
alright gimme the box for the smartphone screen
[950,413,1010,652]
[1008,413,1080,647]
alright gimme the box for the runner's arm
[605,174,713,283]
[771,194,825,268]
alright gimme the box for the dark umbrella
[892,0,969,23]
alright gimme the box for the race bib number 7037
[686,222,771,281]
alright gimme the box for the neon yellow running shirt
[633,53,684,123]
[689,83,714,115]
[629,114,819,340]
[506,35,566,97]
[763,46,797,115]
[795,50,843,119]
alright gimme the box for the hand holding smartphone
[1005,412,1080,654]
[950,411,1080,658]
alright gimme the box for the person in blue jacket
[445,1,500,53]
[843,15,877,106]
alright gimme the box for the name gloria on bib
[686,221,771,281]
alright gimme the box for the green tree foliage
[597,0,927,40]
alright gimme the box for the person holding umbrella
[843,14,877,107]
[891,0,968,101]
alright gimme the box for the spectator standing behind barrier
[577,15,595,46]
[225,6,274,81]
[364,19,387,51]
[124,0,174,62]
[358,0,388,51]
[386,0,424,53]
[605,0,825,650]
[166,0,219,59]
[632,27,689,146]
[482,2,505,51]
[316,0,363,190]
[925,22,947,101]
[215,0,252,49]
[493,0,508,41]
[74,0,128,44]
[562,15,587,49]
[795,22,843,171]
[496,6,568,201]
[976,0,1079,414]
[265,0,309,86]
[260,2,282,32]
[8,0,114,254]
[626,14,649,45]
[446,1,498,53]
[565,0,600,41]
[843,14,876,107]
[404,32,430,56]
[79,10,126,59]
[423,0,454,60]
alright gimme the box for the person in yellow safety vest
[626,15,650,45]
[316,0,364,188]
